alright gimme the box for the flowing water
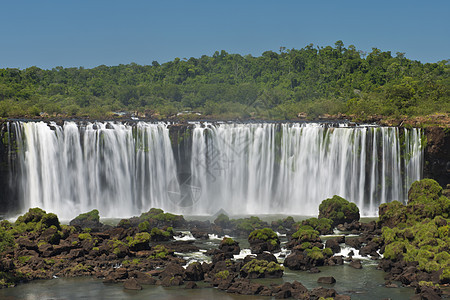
[0,230,415,300]
[4,121,423,219]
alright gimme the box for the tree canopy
[0,41,448,120]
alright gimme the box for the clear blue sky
[0,0,448,69]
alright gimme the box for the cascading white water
[10,121,423,219]
[190,123,423,216]
[14,121,179,219]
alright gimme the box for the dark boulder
[349,260,362,269]
[185,262,204,281]
[69,209,103,230]
[317,276,336,284]
[159,262,185,279]
[256,252,278,263]
[310,287,336,298]
[218,237,240,255]
[129,271,156,285]
[284,251,308,270]
[318,195,360,227]
[248,228,280,254]
[325,238,341,254]
[123,278,142,290]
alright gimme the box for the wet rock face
[424,127,450,188]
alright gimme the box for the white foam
[173,231,196,241]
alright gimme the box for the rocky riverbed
[1,179,449,299]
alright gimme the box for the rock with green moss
[231,216,268,234]
[378,200,408,228]
[0,226,15,253]
[408,178,443,203]
[150,245,170,259]
[380,179,450,228]
[149,227,173,242]
[219,237,240,254]
[39,226,62,245]
[139,208,186,228]
[138,220,150,232]
[16,208,46,224]
[318,195,360,227]
[300,217,333,235]
[240,259,284,278]
[14,208,62,233]
[290,226,321,245]
[127,232,151,251]
[214,213,230,228]
[248,228,280,254]
[69,209,102,229]
[378,179,450,285]
[271,216,295,232]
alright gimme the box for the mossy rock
[73,209,100,222]
[232,216,267,233]
[69,209,102,229]
[0,227,15,253]
[301,217,333,235]
[214,213,230,228]
[16,208,46,224]
[248,228,280,253]
[150,245,170,259]
[378,201,408,228]
[149,227,173,242]
[240,259,284,278]
[408,179,442,203]
[291,226,321,243]
[318,195,360,227]
[139,208,185,227]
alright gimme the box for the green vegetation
[78,233,92,241]
[379,179,450,283]
[126,232,151,247]
[139,208,185,227]
[214,213,230,228]
[240,259,284,278]
[231,216,266,233]
[305,246,333,262]
[73,209,100,223]
[1,42,447,120]
[0,226,15,253]
[13,207,61,234]
[299,217,333,235]
[149,227,173,241]
[150,245,169,259]
[215,270,230,280]
[318,195,360,227]
[291,226,321,244]
[248,228,279,247]
[221,237,236,246]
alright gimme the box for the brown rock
[129,271,156,285]
[317,276,336,284]
[185,281,198,289]
[310,287,336,298]
[349,260,362,269]
[123,278,142,290]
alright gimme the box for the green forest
[0,41,448,120]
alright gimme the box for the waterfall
[5,121,423,219]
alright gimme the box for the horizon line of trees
[0,41,448,120]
